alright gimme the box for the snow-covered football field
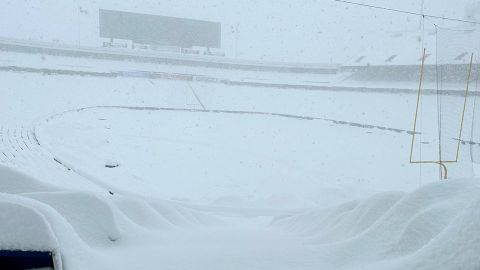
[1,70,480,269]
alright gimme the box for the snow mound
[113,196,176,230]
[273,179,480,270]
[0,200,58,252]
[151,201,222,227]
[25,191,122,246]
[0,165,227,269]
[272,200,361,235]
[0,164,57,194]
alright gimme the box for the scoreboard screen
[99,9,221,48]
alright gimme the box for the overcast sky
[0,0,478,63]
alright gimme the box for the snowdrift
[0,164,221,269]
[0,165,58,194]
[273,179,480,270]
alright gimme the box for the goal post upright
[409,49,475,180]
[455,53,475,162]
[410,48,426,164]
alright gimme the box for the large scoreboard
[99,9,221,48]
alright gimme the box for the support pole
[410,48,426,163]
[455,53,474,161]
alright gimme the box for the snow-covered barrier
[0,201,62,269]
[0,165,63,269]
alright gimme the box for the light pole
[77,6,89,47]
[419,0,425,30]
[235,23,239,58]
[77,7,80,47]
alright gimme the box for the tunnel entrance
[0,250,56,270]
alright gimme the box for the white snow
[273,179,480,270]
[0,65,478,269]
[0,2,479,267]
